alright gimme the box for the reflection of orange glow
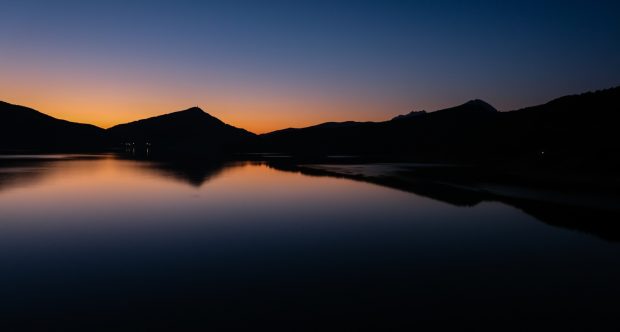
[0,158,395,223]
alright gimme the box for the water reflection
[1,154,619,242]
[0,154,101,192]
[120,156,232,187]
[1,154,620,329]
[0,154,231,191]
[267,162,620,242]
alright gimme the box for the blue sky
[1,0,619,132]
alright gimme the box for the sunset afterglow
[2,1,619,133]
[2,1,620,329]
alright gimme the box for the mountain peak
[462,99,497,112]
[156,106,220,122]
[177,106,206,115]
[432,99,498,117]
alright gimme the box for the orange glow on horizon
[1,94,402,134]
[0,57,409,134]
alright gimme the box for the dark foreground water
[0,154,619,330]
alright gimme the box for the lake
[0,154,619,330]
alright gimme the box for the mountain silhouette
[495,87,620,169]
[258,98,500,159]
[391,110,426,121]
[258,87,620,167]
[107,107,255,156]
[1,86,619,165]
[0,101,105,151]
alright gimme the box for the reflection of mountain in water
[267,162,620,242]
[0,154,265,192]
[0,155,235,192]
[1,154,619,242]
[509,199,620,242]
[127,157,230,187]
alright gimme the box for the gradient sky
[1,0,619,133]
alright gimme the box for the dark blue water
[0,155,618,330]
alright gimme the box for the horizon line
[2,85,618,134]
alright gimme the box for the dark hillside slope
[107,107,256,156]
[258,99,500,160]
[0,101,105,151]
[258,87,620,168]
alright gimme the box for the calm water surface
[0,154,618,329]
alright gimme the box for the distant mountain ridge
[258,98,502,158]
[1,86,619,166]
[391,110,427,121]
[258,87,620,167]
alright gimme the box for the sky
[1,0,619,133]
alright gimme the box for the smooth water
[0,154,618,329]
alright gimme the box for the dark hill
[2,86,618,166]
[0,101,105,152]
[495,86,620,168]
[107,107,256,156]
[431,99,497,117]
[258,87,620,168]
[258,98,500,159]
